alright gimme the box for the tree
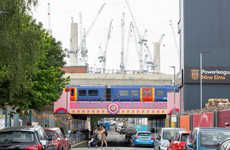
[0,0,69,111]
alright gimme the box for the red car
[167,131,190,150]
[45,128,71,150]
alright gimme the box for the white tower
[153,42,160,72]
[153,34,165,73]
[69,18,78,66]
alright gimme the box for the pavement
[71,128,154,150]
[72,147,154,150]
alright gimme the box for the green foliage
[0,0,69,111]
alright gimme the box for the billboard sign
[184,67,230,84]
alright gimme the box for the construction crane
[120,12,125,73]
[158,33,165,44]
[169,20,180,70]
[124,22,142,72]
[125,0,150,72]
[79,3,106,66]
[98,19,113,73]
[141,29,155,72]
[47,2,52,34]
[124,22,134,71]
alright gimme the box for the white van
[157,128,185,150]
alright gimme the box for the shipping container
[217,109,230,127]
[180,115,190,131]
[199,112,214,127]
[192,113,200,128]
[192,112,214,128]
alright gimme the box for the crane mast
[120,12,125,73]
[98,19,113,73]
[125,0,146,72]
[79,3,106,66]
[169,20,180,70]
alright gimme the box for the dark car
[0,126,48,150]
[125,126,137,141]
[120,126,127,134]
[45,128,71,150]
[191,128,230,150]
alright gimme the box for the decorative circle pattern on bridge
[107,103,120,114]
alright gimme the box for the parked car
[110,120,116,126]
[0,126,49,150]
[167,130,190,150]
[190,128,230,150]
[119,126,127,134]
[115,122,124,132]
[125,126,137,141]
[45,128,71,150]
[130,131,155,147]
[156,128,185,150]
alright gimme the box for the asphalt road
[72,129,154,150]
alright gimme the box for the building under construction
[179,0,230,111]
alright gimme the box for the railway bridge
[53,71,179,130]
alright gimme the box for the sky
[32,0,180,74]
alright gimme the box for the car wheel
[130,140,135,147]
[154,146,160,150]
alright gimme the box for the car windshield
[200,130,230,147]
[138,132,151,136]
[45,130,57,139]
[162,129,182,140]
[0,131,34,144]
[181,134,190,142]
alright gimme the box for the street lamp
[200,53,203,110]
[169,66,176,127]
[200,51,210,110]
[169,66,176,105]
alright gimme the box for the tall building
[179,0,230,110]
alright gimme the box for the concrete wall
[66,73,173,86]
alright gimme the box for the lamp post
[200,51,211,110]
[170,66,176,105]
[170,66,176,127]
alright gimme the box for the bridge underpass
[70,114,165,149]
